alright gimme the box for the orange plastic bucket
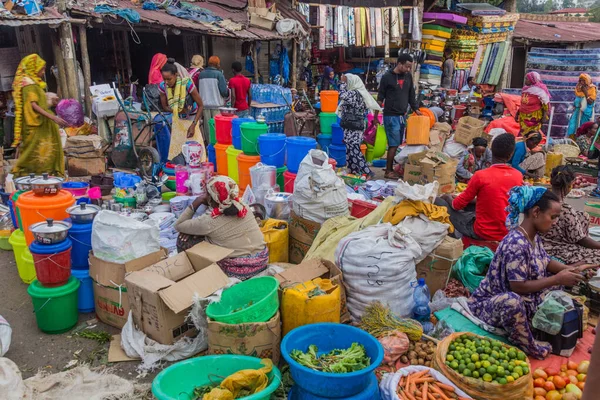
[215,143,230,177]
[320,90,339,113]
[406,115,431,145]
[237,153,261,192]
[16,190,75,246]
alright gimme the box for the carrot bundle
[396,370,470,400]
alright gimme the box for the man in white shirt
[461,77,476,96]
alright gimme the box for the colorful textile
[12,54,47,147]
[354,7,362,47]
[318,5,326,50]
[383,199,454,232]
[337,74,380,116]
[348,7,356,45]
[468,229,553,359]
[341,6,349,47]
[217,246,269,280]
[374,8,383,47]
[148,53,167,85]
[382,8,390,50]
[523,71,551,105]
[390,7,400,43]
[206,176,248,218]
[568,96,595,136]
[326,5,334,49]
[506,186,547,230]
[519,93,548,136]
[338,84,371,176]
[576,121,596,137]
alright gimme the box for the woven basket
[553,138,581,159]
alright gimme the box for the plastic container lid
[418,278,425,285]
[28,275,80,298]
[258,133,286,141]
[30,238,72,255]
[62,182,89,189]
[29,219,72,235]
[286,136,317,145]
[31,173,63,186]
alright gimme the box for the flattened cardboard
[108,334,138,363]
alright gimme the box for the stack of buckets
[228,117,254,185]
[329,123,346,168]
[207,118,217,168]
[316,90,344,171]
[213,113,238,179]
[238,119,269,194]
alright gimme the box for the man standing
[198,56,228,140]
[229,61,252,118]
[374,54,421,179]
[441,48,454,89]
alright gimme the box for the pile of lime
[444,335,529,385]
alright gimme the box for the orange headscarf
[576,73,597,102]
[148,53,167,85]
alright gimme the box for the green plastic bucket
[319,112,338,134]
[0,233,12,251]
[12,190,26,229]
[241,122,268,156]
[10,229,35,284]
[209,118,217,145]
[28,276,80,334]
[276,165,287,192]
[206,276,279,324]
[114,196,137,208]
[152,355,281,400]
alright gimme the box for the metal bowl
[31,173,64,196]
[14,173,39,191]
[66,203,101,224]
[218,107,238,116]
[29,218,72,244]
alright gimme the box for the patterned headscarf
[506,186,547,230]
[12,54,47,147]
[576,73,597,101]
[148,53,167,85]
[523,71,551,105]
[206,176,248,218]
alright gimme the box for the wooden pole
[78,25,92,117]
[56,0,78,99]
[292,39,297,89]
[51,31,67,98]
[505,0,517,13]
[252,42,259,83]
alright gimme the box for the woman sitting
[456,137,492,183]
[542,166,600,264]
[510,131,546,179]
[574,121,599,157]
[174,176,268,280]
[467,186,595,359]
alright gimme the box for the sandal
[384,171,401,180]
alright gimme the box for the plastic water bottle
[412,278,431,323]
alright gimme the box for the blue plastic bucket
[207,143,217,170]
[289,374,380,399]
[316,134,332,154]
[281,323,384,398]
[328,144,347,168]
[232,117,254,150]
[68,221,92,269]
[7,199,17,230]
[331,123,344,146]
[72,268,95,313]
[286,137,317,174]
[258,133,286,168]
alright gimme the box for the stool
[462,236,499,252]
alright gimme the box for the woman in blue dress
[568,73,597,137]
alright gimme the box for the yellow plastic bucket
[9,229,36,284]
[226,145,244,184]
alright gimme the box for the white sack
[443,135,468,159]
[335,223,421,321]
[0,316,11,357]
[399,215,449,263]
[394,181,439,203]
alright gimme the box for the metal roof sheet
[514,19,600,43]
[0,7,68,26]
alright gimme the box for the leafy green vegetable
[290,342,370,373]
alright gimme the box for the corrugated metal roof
[549,8,588,14]
[0,7,68,26]
[514,19,600,43]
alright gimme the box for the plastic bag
[379,331,410,366]
[379,366,472,400]
[532,290,574,335]
[91,211,160,263]
[429,290,461,313]
[363,122,377,145]
[204,359,273,399]
[0,316,11,357]
[56,99,84,127]
[451,246,494,293]
[394,144,428,164]
[394,181,439,203]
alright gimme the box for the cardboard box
[275,258,350,324]
[249,7,277,30]
[208,312,281,364]
[454,116,486,146]
[403,151,458,193]
[429,122,452,152]
[416,236,463,295]
[89,249,169,329]
[289,211,320,264]
[125,242,233,345]
[584,202,600,227]
[67,157,106,177]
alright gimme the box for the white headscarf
[336,73,382,116]
[175,62,190,79]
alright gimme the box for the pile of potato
[400,340,436,368]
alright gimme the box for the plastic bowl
[161,192,177,202]
[281,323,384,398]
[152,355,281,400]
[206,276,279,324]
[62,181,89,197]
[164,180,176,191]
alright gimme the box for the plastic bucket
[11,190,27,229]
[258,133,286,167]
[316,134,332,154]
[27,276,80,334]
[320,90,339,113]
[72,268,94,313]
[30,239,72,287]
[241,122,268,155]
[290,374,380,399]
[9,229,35,284]
[286,137,317,174]
[17,190,75,246]
[0,231,11,250]
[366,144,375,163]
[8,200,17,230]
[68,221,92,269]
[208,118,216,145]
[114,196,136,208]
[351,200,378,218]
[214,143,230,176]
[276,165,287,192]
[152,355,281,400]
[226,146,244,184]
[281,323,384,398]
[207,143,216,170]
[328,144,347,168]
[331,123,344,145]
[284,170,297,193]
[319,112,338,134]
[206,276,279,324]
[62,182,89,197]
[214,113,238,145]
[232,117,254,150]
[237,153,261,193]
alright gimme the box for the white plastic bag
[380,366,472,400]
[394,144,428,164]
[335,223,421,321]
[293,149,349,223]
[91,211,160,263]
[0,316,11,357]
[394,181,439,203]
[443,135,468,159]
[399,215,449,263]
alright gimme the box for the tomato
[553,376,566,389]
[543,381,556,392]
[566,370,578,377]
[534,369,549,380]
[545,390,562,400]
[534,378,546,388]
[534,387,547,396]
[567,361,578,370]
[568,375,578,385]
[577,381,585,390]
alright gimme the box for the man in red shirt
[229,61,252,118]
[436,133,523,242]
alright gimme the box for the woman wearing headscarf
[12,54,67,177]
[510,131,546,179]
[517,72,551,136]
[174,176,268,280]
[188,54,204,89]
[574,120,599,157]
[338,74,381,177]
[318,66,339,91]
[568,73,597,136]
[467,185,596,359]
[148,53,167,85]
[455,137,492,183]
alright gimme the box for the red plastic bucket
[350,200,378,218]
[328,158,337,169]
[284,171,297,193]
[30,239,72,287]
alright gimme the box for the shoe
[384,171,401,180]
